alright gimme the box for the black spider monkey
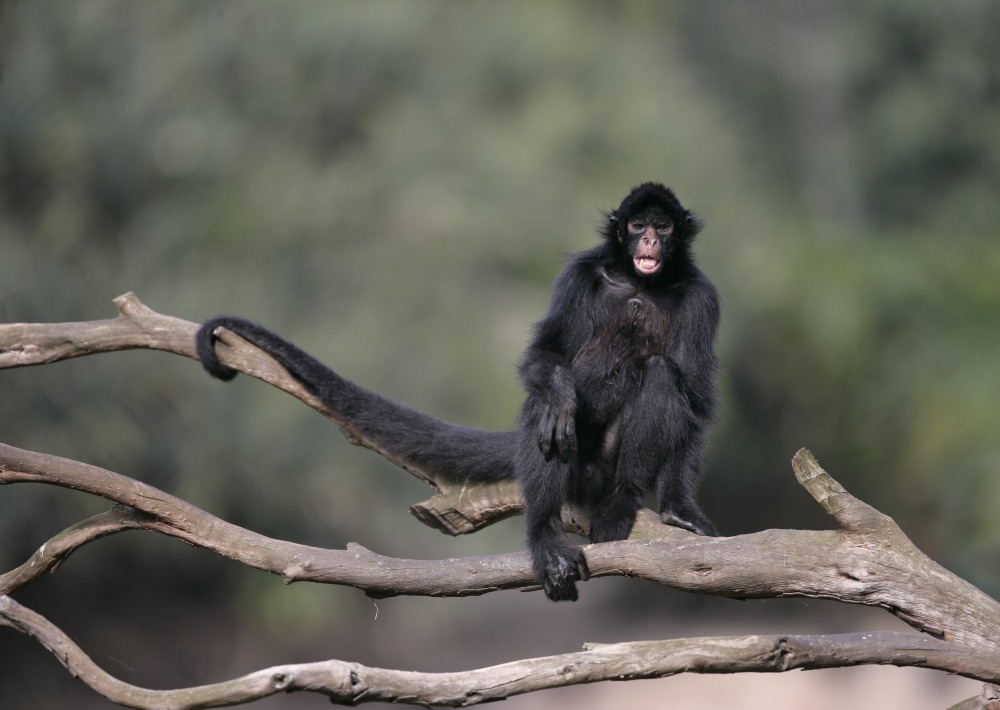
[513,182,719,600]
[196,182,720,602]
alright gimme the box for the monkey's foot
[661,510,719,537]
[588,513,634,543]
[536,544,590,602]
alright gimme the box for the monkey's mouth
[634,256,661,275]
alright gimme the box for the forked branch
[3,295,1000,708]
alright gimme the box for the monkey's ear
[603,211,624,243]
[683,209,704,238]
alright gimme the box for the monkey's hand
[537,398,577,463]
[535,368,578,462]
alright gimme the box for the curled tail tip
[196,318,239,382]
[203,359,239,381]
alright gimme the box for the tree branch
[0,506,142,594]
[0,293,518,526]
[5,295,1000,706]
[3,441,1000,651]
[1,594,998,709]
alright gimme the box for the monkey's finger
[563,421,578,460]
[552,416,576,463]
[537,413,556,459]
[543,579,579,602]
[554,434,569,463]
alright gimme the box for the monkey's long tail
[196,316,515,483]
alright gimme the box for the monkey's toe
[543,577,579,602]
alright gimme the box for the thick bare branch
[2,594,998,709]
[0,294,443,491]
[0,294,510,520]
[3,441,1000,650]
[0,292,197,366]
[792,450,1000,649]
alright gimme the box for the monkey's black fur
[196,317,517,484]
[514,182,719,601]
[196,182,720,602]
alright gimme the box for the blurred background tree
[1,1,997,708]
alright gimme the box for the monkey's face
[625,207,673,277]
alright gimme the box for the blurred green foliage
[1,1,999,704]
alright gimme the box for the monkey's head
[604,183,703,279]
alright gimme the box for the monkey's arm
[666,275,720,420]
[516,261,596,462]
[197,317,515,483]
[518,346,577,462]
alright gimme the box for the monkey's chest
[571,295,670,412]
[577,296,669,362]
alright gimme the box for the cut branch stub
[409,479,523,535]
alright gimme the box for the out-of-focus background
[1,2,998,708]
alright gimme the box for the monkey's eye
[628,221,645,233]
[655,221,673,235]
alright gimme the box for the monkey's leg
[589,355,686,543]
[657,427,718,537]
[517,428,589,602]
